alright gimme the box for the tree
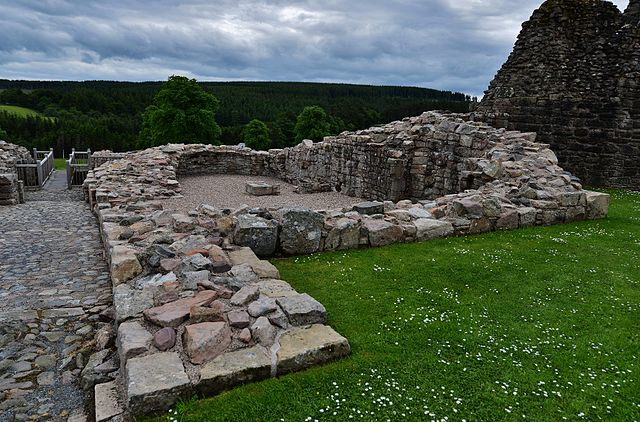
[294,106,330,143]
[138,75,221,147]
[0,126,7,139]
[243,119,271,150]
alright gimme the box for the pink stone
[160,258,180,272]
[153,327,176,351]
[183,322,231,364]
[144,291,217,327]
[238,328,252,343]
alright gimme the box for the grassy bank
[150,190,639,421]
[0,104,47,119]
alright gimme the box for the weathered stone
[152,327,177,351]
[276,293,327,326]
[353,201,385,215]
[238,328,252,343]
[183,322,232,365]
[95,381,123,422]
[126,352,190,416]
[183,270,209,290]
[230,285,260,306]
[143,290,217,327]
[325,218,360,251]
[277,324,350,375]
[110,245,142,285]
[278,208,324,255]
[189,305,225,323]
[250,317,277,347]
[245,181,280,196]
[496,208,519,230]
[518,207,538,227]
[95,325,115,350]
[267,307,289,329]
[247,297,278,318]
[233,214,278,257]
[114,284,154,323]
[182,253,212,271]
[172,214,195,232]
[80,350,111,391]
[254,279,297,298]
[414,218,454,240]
[117,321,152,362]
[198,346,271,395]
[364,219,403,247]
[585,191,610,219]
[228,247,280,278]
[227,310,251,328]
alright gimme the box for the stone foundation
[83,111,609,419]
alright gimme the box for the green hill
[0,104,45,118]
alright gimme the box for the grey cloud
[0,0,630,96]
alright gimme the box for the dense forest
[0,79,472,155]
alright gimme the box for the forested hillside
[0,79,471,155]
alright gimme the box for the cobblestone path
[0,171,111,421]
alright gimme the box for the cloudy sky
[0,0,629,96]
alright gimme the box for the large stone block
[414,218,454,240]
[278,208,324,255]
[277,293,327,326]
[277,324,350,375]
[126,352,191,416]
[110,245,142,286]
[228,247,280,278]
[364,219,404,247]
[325,218,360,251]
[95,381,124,422]
[117,320,152,363]
[198,346,272,395]
[183,322,232,365]
[114,284,154,323]
[353,201,385,215]
[585,191,609,219]
[233,214,278,257]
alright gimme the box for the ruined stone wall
[0,141,30,205]
[165,113,511,202]
[477,0,640,188]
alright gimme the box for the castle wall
[478,0,640,188]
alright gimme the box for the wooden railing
[15,148,55,188]
[66,148,92,189]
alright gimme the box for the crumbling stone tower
[478,0,640,187]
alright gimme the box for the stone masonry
[82,111,608,418]
[477,0,640,188]
[0,141,30,206]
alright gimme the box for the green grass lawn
[150,190,640,422]
[0,104,46,118]
[54,158,66,170]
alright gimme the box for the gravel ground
[165,175,366,213]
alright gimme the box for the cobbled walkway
[0,171,111,421]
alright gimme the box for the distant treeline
[0,79,472,155]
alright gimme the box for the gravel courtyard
[165,175,366,213]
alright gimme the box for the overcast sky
[0,0,629,96]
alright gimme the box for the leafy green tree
[0,126,7,139]
[243,119,271,150]
[138,75,221,147]
[294,106,330,143]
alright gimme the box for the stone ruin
[79,111,609,418]
[0,141,30,205]
[477,0,640,188]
